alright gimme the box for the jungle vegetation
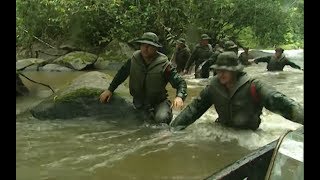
[16,0,304,54]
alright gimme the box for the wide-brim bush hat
[201,34,211,40]
[134,32,162,48]
[224,40,238,50]
[211,51,244,72]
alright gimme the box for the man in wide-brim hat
[183,33,213,78]
[210,51,244,72]
[171,51,304,131]
[133,32,163,48]
[171,38,191,73]
[100,32,187,125]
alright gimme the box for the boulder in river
[30,71,141,122]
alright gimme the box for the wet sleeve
[107,58,131,92]
[167,65,188,100]
[170,84,214,130]
[254,79,304,125]
[254,56,271,63]
[286,59,302,70]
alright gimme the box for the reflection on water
[16,50,303,180]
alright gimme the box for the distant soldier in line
[170,38,191,74]
[239,47,254,66]
[208,40,239,76]
[183,34,214,78]
[224,40,239,55]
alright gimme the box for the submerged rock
[39,64,74,72]
[30,71,139,121]
[16,73,29,96]
[16,58,46,71]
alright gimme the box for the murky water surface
[16,50,303,180]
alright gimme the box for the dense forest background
[16,0,304,54]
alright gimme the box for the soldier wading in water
[100,32,187,125]
[170,51,304,130]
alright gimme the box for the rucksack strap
[164,64,171,81]
[250,82,260,104]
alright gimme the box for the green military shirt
[172,46,191,72]
[184,44,213,71]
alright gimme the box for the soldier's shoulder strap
[250,80,260,104]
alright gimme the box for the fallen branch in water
[16,63,37,71]
[17,71,55,93]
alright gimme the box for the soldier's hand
[248,59,255,63]
[171,97,184,110]
[99,90,113,103]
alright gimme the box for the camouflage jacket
[172,46,191,71]
[254,55,301,71]
[184,44,213,71]
[170,72,304,130]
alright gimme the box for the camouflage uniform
[171,38,191,73]
[108,32,187,124]
[171,52,304,130]
[184,34,214,78]
[239,49,254,66]
[254,48,302,71]
[254,55,301,71]
[205,47,223,77]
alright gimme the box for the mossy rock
[53,51,98,70]
[30,71,138,120]
[39,64,74,72]
[99,39,135,62]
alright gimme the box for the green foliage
[16,0,303,50]
[237,27,259,48]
